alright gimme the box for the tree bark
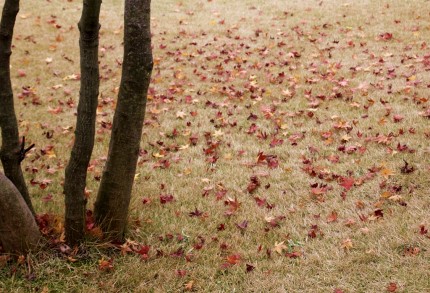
[0,173,41,253]
[0,0,35,215]
[94,0,153,241]
[64,0,102,246]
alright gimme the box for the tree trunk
[0,0,35,215]
[64,0,102,246]
[94,0,153,241]
[0,173,41,253]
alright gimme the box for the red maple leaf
[160,194,174,204]
[386,282,398,292]
[379,32,393,41]
[136,245,150,260]
[326,211,338,223]
[339,176,354,191]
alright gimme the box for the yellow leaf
[179,144,189,150]
[59,232,65,243]
[67,256,77,263]
[389,194,403,202]
[274,241,287,254]
[378,117,387,125]
[53,215,64,234]
[341,238,353,250]
[149,107,161,114]
[185,280,195,291]
[380,191,392,199]
[282,89,293,98]
[45,149,56,158]
[265,216,274,223]
[380,168,395,179]
[223,153,232,160]
[63,74,79,81]
[212,130,224,137]
[341,134,352,142]
[176,110,187,119]
[20,13,32,19]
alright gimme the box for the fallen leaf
[98,258,114,271]
[273,241,287,254]
[341,238,353,251]
[339,177,354,191]
[226,254,241,265]
[386,282,398,292]
[185,280,195,291]
[327,211,338,223]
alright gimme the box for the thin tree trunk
[64,0,102,246]
[94,0,153,241]
[0,0,35,215]
[0,172,41,253]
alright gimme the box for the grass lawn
[1,0,430,292]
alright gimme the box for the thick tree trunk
[0,0,34,215]
[0,173,41,253]
[94,0,153,241]
[64,0,102,246]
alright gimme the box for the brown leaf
[400,160,414,174]
[246,263,255,273]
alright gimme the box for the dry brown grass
[1,0,430,292]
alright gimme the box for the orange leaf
[185,280,195,291]
[98,258,114,271]
[226,254,241,265]
[380,168,395,179]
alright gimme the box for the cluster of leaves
[2,0,429,291]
